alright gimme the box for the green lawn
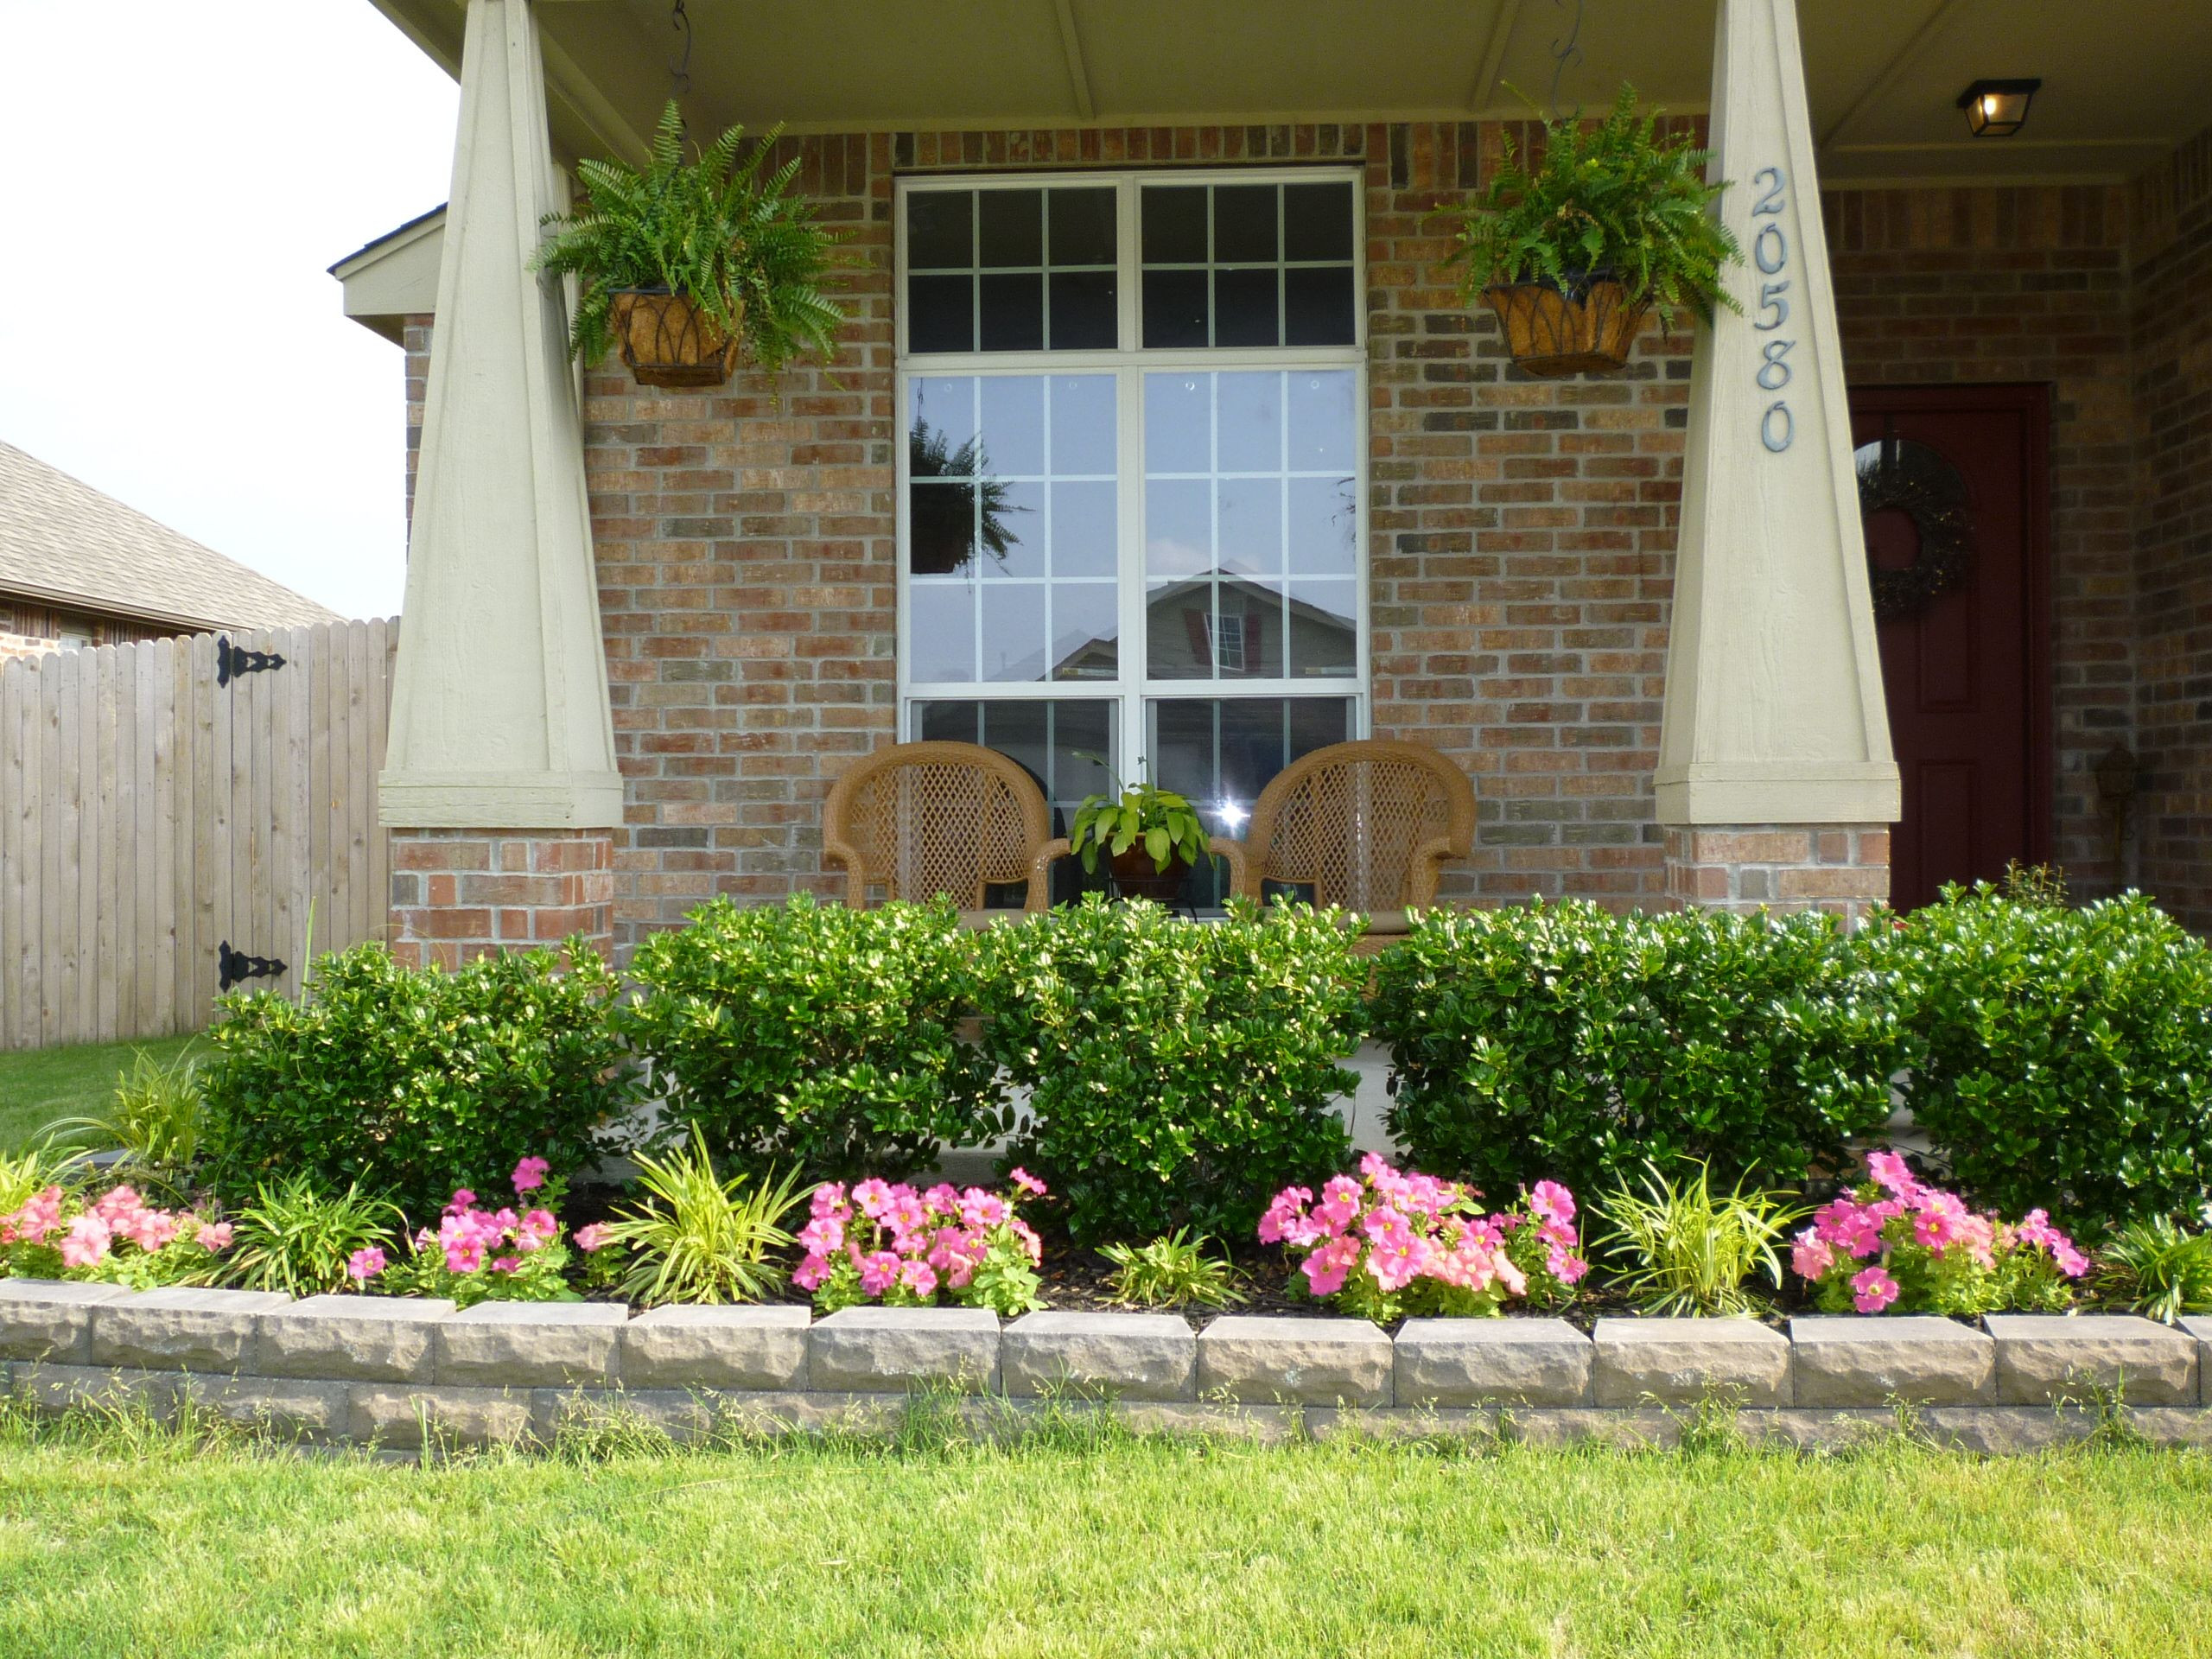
[2,1411,2209,1656]
[0,1033,200,1154]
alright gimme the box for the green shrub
[620,894,1004,1182]
[1879,887,2212,1226]
[1374,899,1904,1202]
[975,898,1365,1245]
[200,941,630,1220]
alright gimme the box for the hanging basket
[1481,278,1650,377]
[609,287,742,388]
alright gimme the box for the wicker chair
[823,741,1068,918]
[1211,739,1476,947]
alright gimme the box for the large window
[898,169,1366,887]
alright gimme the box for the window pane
[1284,266,1356,346]
[908,582,976,680]
[979,273,1044,351]
[1051,375,1116,474]
[1213,269,1278,346]
[909,481,977,575]
[1211,184,1277,263]
[1216,479,1281,575]
[1283,181,1354,261]
[1287,579,1357,677]
[988,480,1046,578]
[1287,371,1357,469]
[908,274,973,353]
[1147,581,1213,678]
[1048,270,1117,349]
[1145,374,1211,474]
[1217,372,1282,473]
[1147,696,1357,903]
[1145,479,1211,578]
[911,378,978,461]
[1141,269,1207,348]
[907,192,971,268]
[979,376,1046,476]
[978,189,1043,267]
[1142,185,1207,263]
[979,582,1049,681]
[1051,582,1119,679]
[1049,187,1116,265]
[1051,480,1116,576]
[1287,476,1357,575]
[1218,578,1285,677]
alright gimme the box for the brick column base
[389,829,615,969]
[1662,824,1892,926]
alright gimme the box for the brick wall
[2129,124,2212,929]
[1824,183,2137,897]
[387,828,614,969]
[393,122,2212,950]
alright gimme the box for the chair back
[823,741,1052,908]
[1245,739,1475,912]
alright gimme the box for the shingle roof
[0,442,343,631]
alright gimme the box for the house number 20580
[1750,165,1793,453]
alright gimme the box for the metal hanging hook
[1547,0,1586,121]
[669,0,693,99]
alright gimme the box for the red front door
[1849,387,2050,912]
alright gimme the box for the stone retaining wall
[5,1281,2209,1452]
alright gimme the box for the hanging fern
[532,99,850,371]
[1440,84,1742,327]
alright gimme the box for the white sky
[0,0,459,620]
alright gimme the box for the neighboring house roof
[0,442,342,632]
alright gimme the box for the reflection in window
[1144,369,1358,682]
[1148,696,1357,903]
[907,374,1120,684]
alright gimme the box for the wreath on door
[1859,449,1974,622]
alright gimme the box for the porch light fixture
[1956,79,2041,137]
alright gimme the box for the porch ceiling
[370,0,2212,187]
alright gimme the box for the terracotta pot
[610,287,742,388]
[1109,846,1193,906]
[1481,278,1650,377]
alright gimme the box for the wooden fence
[0,620,396,1049]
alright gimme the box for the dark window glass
[1211,184,1278,264]
[1283,181,1354,261]
[1049,270,1117,349]
[1213,269,1279,346]
[908,274,972,353]
[1049,187,1117,265]
[1142,269,1209,348]
[907,191,971,268]
[1142,186,1208,264]
[1284,265,1356,346]
[908,481,977,575]
[978,189,1043,268]
[1148,696,1356,902]
[978,273,1044,351]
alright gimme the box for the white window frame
[893,167,1370,795]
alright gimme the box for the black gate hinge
[218,941,288,992]
[216,635,287,686]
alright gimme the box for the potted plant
[1440,85,1740,377]
[1069,770,1211,906]
[533,100,847,389]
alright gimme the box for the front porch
[336,0,2212,957]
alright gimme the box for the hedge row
[198,887,2212,1243]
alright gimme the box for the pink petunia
[792,1251,832,1291]
[194,1220,234,1254]
[1008,1166,1047,1198]
[512,1156,551,1195]
[491,1255,522,1274]
[1865,1150,1920,1199]
[898,1258,938,1298]
[347,1246,386,1281]
[572,1222,614,1254]
[1851,1265,1900,1313]
[1528,1179,1575,1225]
[1791,1230,1835,1282]
[59,1214,111,1269]
[851,1179,894,1220]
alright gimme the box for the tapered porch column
[378,0,620,965]
[1654,0,1899,921]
